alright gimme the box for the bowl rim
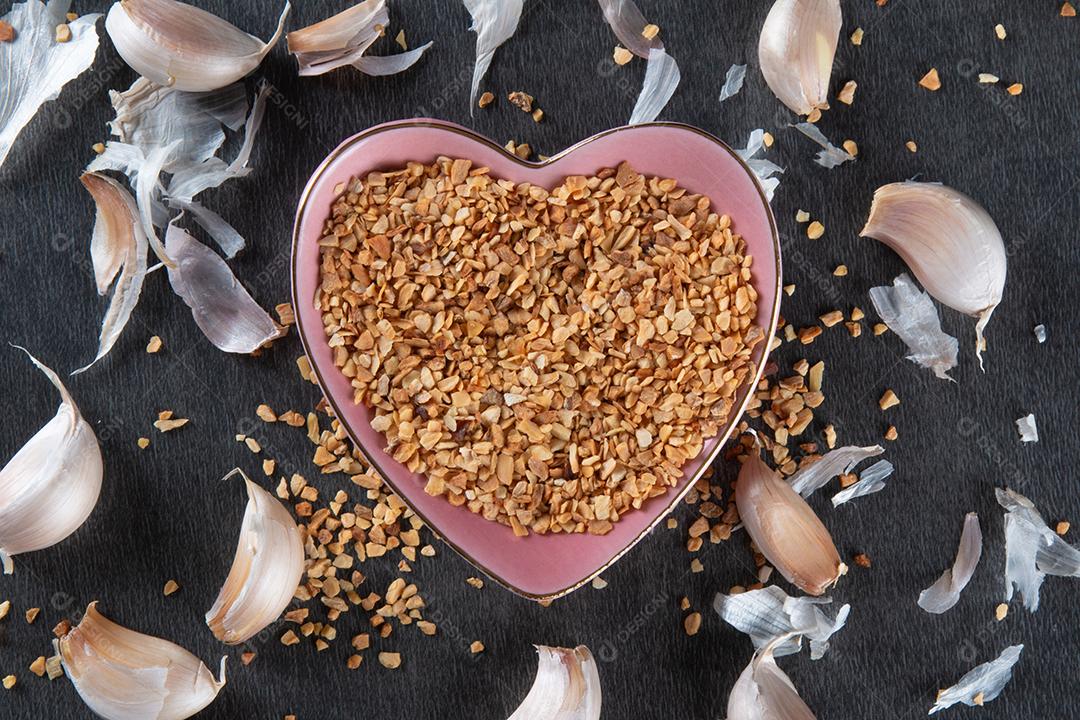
[290,118,783,601]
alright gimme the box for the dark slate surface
[1,1,1077,718]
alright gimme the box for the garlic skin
[76,172,149,373]
[105,0,290,92]
[736,453,844,596]
[0,349,102,574]
[206,469,304,644]
[861,182,1007,367]
[758,0,841,115]
[59,602,226,720]
[508,645,601,720]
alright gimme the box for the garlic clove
[860,182,1007,367]
[758,0,841,115]
[75,172,149,373]
[727,641,816,720]
[206,469,305,645]
[736,453,844,596]
[105,0,290,92]
[59,602,226,720]
[0,348,102,573]
[508,645,601,719]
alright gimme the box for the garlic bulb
[105,0,290,92]
[59,602,226,720]
[860,182,1007,367]
[0,348,102,574]
[508,645,601,720]
[758,0,841,115]
[736,453,844,596]
[206,469,304,644]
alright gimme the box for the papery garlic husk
[463,0,524,112]
[861,182,1007,367]
[0,0,102,171]
[76,172,149,373]
[0,348,102,573]
[206,469,304,644]
[930,645,1023,714]
[508,645,601,720]
[788,444,883,498]
[286,0,388,76]
[918,512,982,614]
[165,220,286,353]
[736,453,844,596]
[59,602,226,720]
[727,639,816,720]
[830,459,893,507]
[714,585,849,660]
[105,0,290,92]
[996,487,1080,612]
[758,0,841,115]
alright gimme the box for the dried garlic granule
[316,159,763,536]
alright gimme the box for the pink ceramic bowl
[291,119,781,600]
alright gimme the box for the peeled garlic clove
[727,642,816,720]
[758,0,841,115]
[206,469,304,644]
[59,602,226,720]
[860,182,1007,367]
[508,645,601,720]
[0,348,102,573]
[736,453,844,596]
[105,0,290,92]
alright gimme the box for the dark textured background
[1,1,1077,718]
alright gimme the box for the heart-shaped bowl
[292,119,781,600]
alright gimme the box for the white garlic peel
[758,0,840,115]
[507,645,601,720]
[736,453,844,596]
[59,602,226,720]
[918,512,982,614]
[75,172,149,373]
[0,348,102,573]
[207,469,304,644]
[861,182,1007,368]
[727,640,816,720]
[930,645,1023,714]
[105,0,290,92]
[463,0,524,113]
[714,585,849,660]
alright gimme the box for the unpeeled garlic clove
[58,602,226,720]
[727,640,816,720]
[758,0,841,115]
[861,182,1007,367]
[736,453,844,596]
[206,469,305,644]
[0,348,102,573]
[105,0,290,92]
[508,645,601,719]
